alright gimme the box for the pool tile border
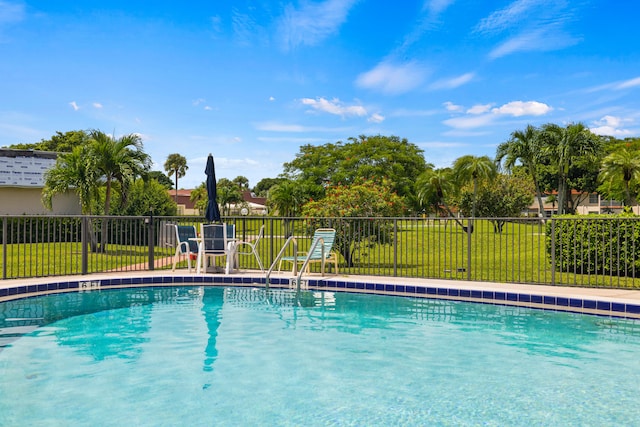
[2,274,640,320]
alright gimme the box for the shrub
[546,214,640,277]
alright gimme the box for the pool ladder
[265,235,328,292]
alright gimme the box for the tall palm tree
[164,153,188,202]
[599,148,640,206]
[496,125,546,216]
[268,180,307,237]
[42,145,99,214]
[452,155,497,219]
[42,145,101,251]
[416,168,466,229]
[89,130,151,215]
[540,123,602,214]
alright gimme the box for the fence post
[551,218,556,285]
[81,216,88,275]
[2,218,6,280]
[393,219,398,276]
[467,219,472,281]
[148,211,155,271]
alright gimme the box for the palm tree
[268,180,306,217]
[452,155,497,219]
[89,130,151,215]
[164,153,188,202]
[496,125,546,216]
[599,148,640,206]
[416,168,467,229]
[268,180,307,237]
[42,145,99,215]
[89,130,150,252]
[540,123,602,214]
[42,145,101,252]
[216,178,243,215]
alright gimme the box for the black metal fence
[2,215,640,289]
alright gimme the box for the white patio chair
[234,224,265,271]
[168,224,198,272]
[197,223,236,274]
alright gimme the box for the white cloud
[390,108,439,117]
[443,101,463,112]
[367,113,385,123]
[69,101,79,111]
[443,100,552,129]
[254,121,352,133]
[590,115,634,136]
[269,96,275,101]
[301,97,367,117]
[278,0,358,51]
[586,76,640,93]
[356,61,427,95]
[615,76,640,90]
[92,102,103,109]
[475,0,541,34]
[204,106,212,111]
[476,1,580,59]
[467,104,493,115]
[0,0,25,25]
[429,72,475,90]
[488,27,578,59]
[424,0,456,16]
[444,114,496,129]
[491,100,551,116]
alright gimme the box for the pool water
[1,286,640,426]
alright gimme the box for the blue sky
[1,0,639,189]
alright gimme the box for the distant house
[169,189,268,216]
[239,190,268,215]
[0,149,80,215]
[169,189,199,215]
[525,190,635,216]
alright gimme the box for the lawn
[3,216,640,289]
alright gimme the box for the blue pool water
[1,286,640,426]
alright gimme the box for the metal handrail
[265,235,297,288]
[295,237,325,292]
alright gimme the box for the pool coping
[2,271,640,320]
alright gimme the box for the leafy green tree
[114,178,177,216]
[233,176,249,189]
[216,178,243,216]
[302,179,405,266]
[540,123,602,214]
[253,177,285,196]
[147,171,174,189]
[163,153,188,201]
[42,145,99,214]
[9,130,89,152]
[457,173,534,232]
[190,182,207,214]
[267,179,308,217]
[268,179,308,237]
[496,125,547,216]
[282,135,428,211]
[599,148,640,206]
[452,155,497,219]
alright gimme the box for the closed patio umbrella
[204,153,221,223]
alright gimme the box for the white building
[0,149,80,215]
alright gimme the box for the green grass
[4,217,640,289]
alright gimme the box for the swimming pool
[1,285,640,425]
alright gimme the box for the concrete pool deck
[2,270,640,319]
